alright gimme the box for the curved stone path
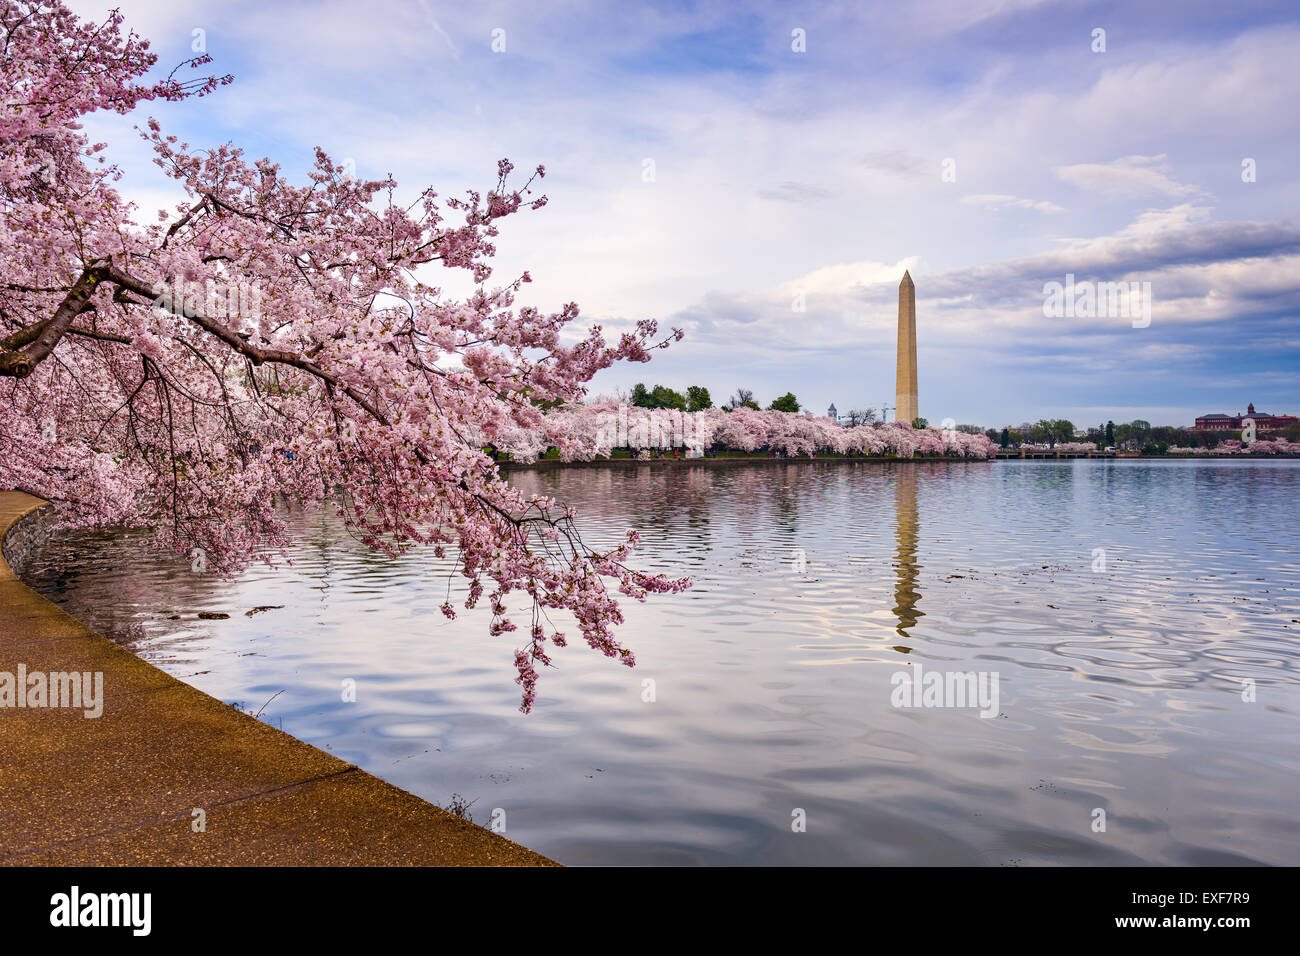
[0,491,555,866]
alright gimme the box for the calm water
[24,460,1300,865]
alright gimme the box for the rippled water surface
[25,460,1300,865]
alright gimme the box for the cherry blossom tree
[0,2,689,711]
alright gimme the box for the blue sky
[70,0,1300,428]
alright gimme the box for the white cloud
[1056,155,1203,199]
[961,193,1064,213]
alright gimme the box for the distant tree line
[988,418,1300,454]
[629,384,803,414]
[627,386,924,425]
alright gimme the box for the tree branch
[0,260,106,377]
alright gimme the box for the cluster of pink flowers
[1171,440,1300,455]
[497,403,998,461]
[1238,440,1300,454]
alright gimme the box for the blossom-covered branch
[0,1,688,711]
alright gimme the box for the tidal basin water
[25,460,1300,865]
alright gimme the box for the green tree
[912,416,929,429]
[649,384,687,410]
[1151,425,1179,446]
[1105,420,1115,446]
[686,385,713,412]
[630,383,651,408]
[768,392,800,413]
[1000,427,1010,448]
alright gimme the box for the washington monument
[895,270,918,423]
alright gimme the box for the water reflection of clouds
[24,460,1300,866]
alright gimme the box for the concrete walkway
[0,491,555,866]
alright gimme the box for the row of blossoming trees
[1169,439,1300,455]
[1006,441,1098,455]
[488,402,999,462]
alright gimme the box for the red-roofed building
[1195,403,1298,431]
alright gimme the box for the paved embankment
[0,491,555,866]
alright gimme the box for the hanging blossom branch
[0,0,689,712]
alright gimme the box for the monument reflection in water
[892,465,922,648]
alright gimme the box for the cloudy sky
[70,0,1300,428]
